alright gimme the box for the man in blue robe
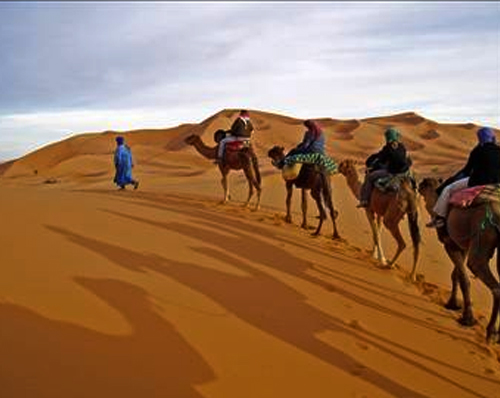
[113,136,139,190]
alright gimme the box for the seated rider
[427,126,500,228]
[285,119,326,159]
[216,110,254,164]
[357,127,412,208]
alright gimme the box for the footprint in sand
[349,319,364,331]
[356,341,370,350]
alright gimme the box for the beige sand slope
[0,109,499,397]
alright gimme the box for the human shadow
[0,276,214,398]
[45,225,499,397]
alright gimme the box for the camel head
[417,177,441,198]
[267,145,286,163]
[337,159,359,178]
[184,134,199,146]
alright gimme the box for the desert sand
[0,109,499,397]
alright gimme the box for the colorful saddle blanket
[374,171,415,193]
[449,184,500,208]
[281,152,338,175]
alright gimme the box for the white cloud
[0,1,498,159]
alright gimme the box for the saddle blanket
[374,171,414,193]
[282,152,338,175]
[449,184,500,208]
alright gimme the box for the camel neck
[191,137,217,160]
[345,171,362,200]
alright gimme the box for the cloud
[0,2,498,159]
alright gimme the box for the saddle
[226,139,251,152]
[374,171,416,193]
[449,184,500,209]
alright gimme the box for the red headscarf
[304,119,322,139]
[240,110,250,118]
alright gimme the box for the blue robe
[114,144,135,186]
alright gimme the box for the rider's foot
[426,216,445,228]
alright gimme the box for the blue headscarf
[477,127,496,145]
[116,136,124,145]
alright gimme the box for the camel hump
[450,184,500,209]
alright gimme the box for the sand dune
[1,109,499,397]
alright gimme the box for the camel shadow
[45,225,500,398]
[0,276,214,398]
[100,208,477,341]
[97,189,442,304]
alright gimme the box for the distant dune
[1,109,496,183]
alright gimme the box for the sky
[0,1,498,160]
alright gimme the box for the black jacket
[461,142,500,187]
[229,117,254,138]
[437,142,500,194]
[368,142,411,174]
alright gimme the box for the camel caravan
[184,110,500,344]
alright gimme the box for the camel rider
[427,126,500,228]
[288,119,325,156]
[216,110,254,164]
[272,119,326,169]
[357,127,412,208]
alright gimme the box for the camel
[267,146,340,239]
[418,177,500,342]
[338,159,420,281]
[185,132,262,210]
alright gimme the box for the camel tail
[406,190,421,271]
[407,209,421,248]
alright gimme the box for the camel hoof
[444,300,462,311]
[332,234,342,241]
[285,216,292,224]
[486,330,497,345]
[458,315,477,327]
[311,231,320,237]
[300,223,308,230]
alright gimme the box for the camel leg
[446,266,462,311]
[367,211,387,265]
[242,164,255,208]
[384,220,406,270]
[455,263,476,326]
[467,234,499,343]
[285,182,293,223]
[322,174,341,240]
[371,216,385,261]
[443,242,467,311]
[311,188,326,236]
[220,173,229,204]
[301,189,308,229]
[254,182,262,211]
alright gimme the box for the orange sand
[0,109,499,397]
